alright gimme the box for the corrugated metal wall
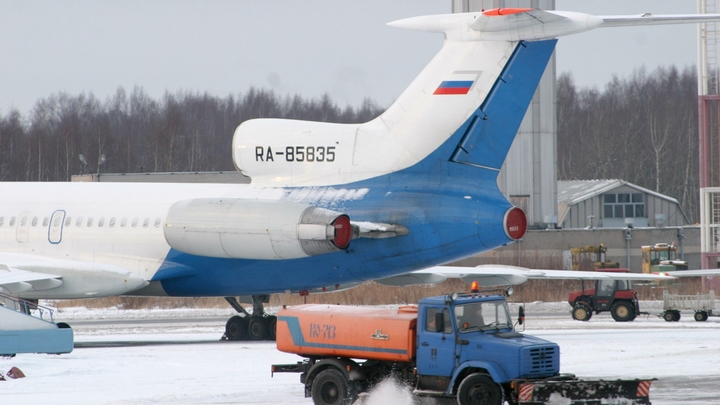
[560,185,689,229]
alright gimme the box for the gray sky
[0,1,703,115]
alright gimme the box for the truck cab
[415,292,559,400]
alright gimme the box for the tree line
[0,66,704,221]
[557,66,700,222]
[0,87,384,182]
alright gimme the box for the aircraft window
[143,217,149,228]
[109,217,116,227]
[20,217,27,226]
[76,217,83,227]
[65,217,72,227]
[32,217,38,226]
[53,216,61,226]
[87,217,94,227]
[98,217,105,227]
[0,217,4,226]
[120,217,127,227]
[154,218,161,228]
[132,217,138,228]
[9,217,16,227]
[43,217,49,226]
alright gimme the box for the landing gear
[224,316,248,340]
[248,316,268,340]
[222,295,277,341]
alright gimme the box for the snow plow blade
[517,378,655,405]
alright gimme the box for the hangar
[557,179,690,229]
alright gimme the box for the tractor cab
[568,268,641,322]
[641,242,688,273]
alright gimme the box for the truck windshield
[454,301,512,333]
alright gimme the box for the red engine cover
[332,215,352,249]
[504,207,527,240]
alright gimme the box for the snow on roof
[557,179,680,206]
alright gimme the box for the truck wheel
[694,311,709,322]
[610,301,635,322]
[311,368,356,405]
[248,316,268,340]
[662,311,674,322]
[572,304,592,321]
[225,316,248,340]
[457,373,503,405]
[672,311,681,322]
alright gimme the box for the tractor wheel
[572,304,592,321]
[610,301,635,322]
[663,311,675,322]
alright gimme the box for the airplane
[2,8,720,341]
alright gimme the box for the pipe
[625,228,632,269]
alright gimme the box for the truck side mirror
[518,306,525,325]
[434,312,445,333]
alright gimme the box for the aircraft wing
[0,264,63,294]
[0,253,148,297]
[377,265,679,288]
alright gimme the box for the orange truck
[271,288,655,405]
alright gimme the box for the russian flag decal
[434,80,474,95]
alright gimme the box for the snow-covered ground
[2,301,720,404]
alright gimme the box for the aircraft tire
[571,304,592,321]
[267,315,278,340]
[610,301,635,322]
[248,316,268,341]
[225,315,249,340]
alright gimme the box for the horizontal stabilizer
[599,13,720,27]
[392,10,720,42]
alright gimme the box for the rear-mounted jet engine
[164,199,355,260]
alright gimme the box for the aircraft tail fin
[233,9,720,187]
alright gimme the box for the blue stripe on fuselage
[154,40,557,297]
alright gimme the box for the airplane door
[48,210,66,244]
[16,212,30,243]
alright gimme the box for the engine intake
[164,198,354,260]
